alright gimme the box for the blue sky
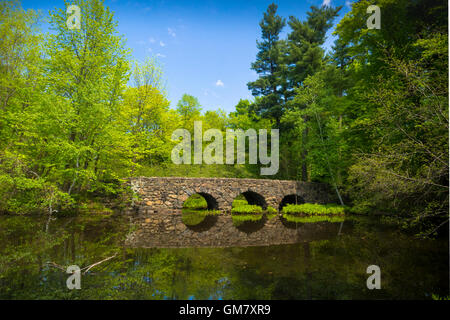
[22,0,353,113]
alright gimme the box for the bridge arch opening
[279,194,305,211]
[181,193,218,230]
[232,191,267,210]
[183,192,218,210]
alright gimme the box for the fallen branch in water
[45,261,66,271]
[44,253,118,274]
[420,219,449,238]
[81,253,118,275]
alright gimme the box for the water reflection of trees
[0,216,447,299]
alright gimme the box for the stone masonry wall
[130,177,337,212]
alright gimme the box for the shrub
[183,194,207,210]
[232,199,249,208]
[266,206,277,214]
[265,206,278,219]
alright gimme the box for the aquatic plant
[282,203,346,216]
[231,205,263,214]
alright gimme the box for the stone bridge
[130,177,337,212]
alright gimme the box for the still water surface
[0,213,447,299]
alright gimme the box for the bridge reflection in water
[125,209,348,248]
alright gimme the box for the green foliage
[181,194,219,226]
[266,206,277,214]
[176,93,202,127]
[249,0,447,235]
[232,199,248,208]
[231,200,264,226]
[282,203,346,215]
[334,0,448,232]
[432,294,450,301]
[0,0,135,214]
[265,206,278,220]
[231,205,263,214]
[247,3,286,126]
[183,194,208,209]
[0,0,447,240]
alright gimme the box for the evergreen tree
[287,5,341,87]
[247,3,286,127]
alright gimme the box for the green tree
[284,5,341,181]
[0,1,67,214]
[247,3,286,127]
[43,0,131,197]
[176,93,202,129]
[122,57,172,170]
[334,0,448,233]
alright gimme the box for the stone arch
[279,194,305,211]
[240,190,267,209]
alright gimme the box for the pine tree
[287,5,341,89]
[247,3,286,127]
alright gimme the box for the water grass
[266,206,278,220]
[183,194,208,210]
[281,203,345,224]
[231,199,249,208]
[282,203,346,215]
[231,204,262,214]
[231,205,279,226]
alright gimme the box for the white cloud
[147,48,153,52]
[159,41,166,47]
[215,80,224,87]
[156,53,166,58]
[168,28,176,37]
[148,37,156,43]
[322,0,331,7]
[345,0,352,8]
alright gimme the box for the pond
[0,212,448,299]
